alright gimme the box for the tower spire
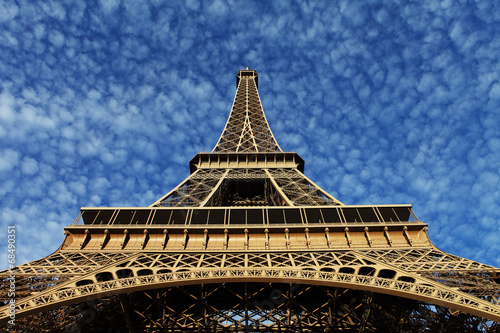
[213,68,282,153]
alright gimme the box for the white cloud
[20,157,39,175]
[489,82,500,100]
[40,1,66,20]
[0,149,20,172]
[48,30,65,48]
[0,2,19,22]
[449,21,466,46]
[417,73,438,93]
[339,0,367,27]
[186,0,200,11]
[33,24,46,39]
[0,90,16,124]
[207,0,229,16]
[487,137,500,153]
[99,0,120,13]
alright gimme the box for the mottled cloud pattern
[1,0,499,269]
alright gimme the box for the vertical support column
[305,228,311,248]
[265,229,270,249]
[141,229,149,249]
[118,294,135,333]
[201,284,209,330]
[345,227,352,247]
[182,229,188,249]
[245,282,249,331]
[244,229,249,250]
[364,227,373,247]
[384,227,393,246]
[203,229,208,249]
[161,229,168,249]
[223,229,228,249]
[325,228,332,248]
[403,226,413,246]
[285,228,290,249]
[121,229,130,249]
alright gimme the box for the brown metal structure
[1,68,499,332]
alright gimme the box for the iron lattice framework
[1,68,499,332]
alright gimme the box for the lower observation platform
[62,205,430,252]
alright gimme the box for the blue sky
[0,0,499,270]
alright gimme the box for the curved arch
[2,267,499,323]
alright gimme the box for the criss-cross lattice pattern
[153,168,342,207]
[0,252,137,303]
[2,249,499,323]
[12,283,496,332]
[213,71,281,153]
[152,169,228,207]
[360,249,500,303]
[267,169,342,206]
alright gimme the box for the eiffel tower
[1,68,499,332]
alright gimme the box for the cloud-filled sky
[0,0,499,270]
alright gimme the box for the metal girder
[151,169,227,207]
[1,248,499,323]
[267,168,343,206]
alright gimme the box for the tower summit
[213,68,281,153]
[1,69,499,331]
